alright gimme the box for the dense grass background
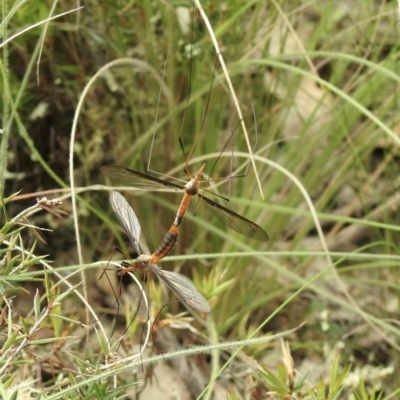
[1,0,400,398]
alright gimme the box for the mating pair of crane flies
[101,3,268,315]
[103,163,268,313]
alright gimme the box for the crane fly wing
[109,191,142,255]
[150,266,210,314]
[101,165,183,192]
[199,194,269,241]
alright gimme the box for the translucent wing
[101,165,184,192]
[109,191,142,255]
[150,266,211,314]
[199,194,269,241]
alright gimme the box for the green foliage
[1,0,400,398]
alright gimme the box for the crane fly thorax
[135,254,152,269]
[184,179,200,196]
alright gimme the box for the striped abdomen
[151,192,193,263]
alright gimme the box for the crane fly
[109,190,211,314]
[101,164,269,242]
[101,7,268,244]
